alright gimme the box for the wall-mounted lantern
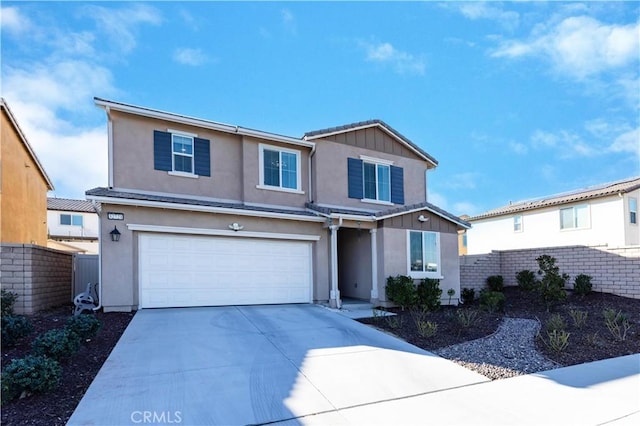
[110,226,121,242]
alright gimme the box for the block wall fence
[0,244,73,314]
[460,245,640,299]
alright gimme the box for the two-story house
[47,198,100,254]
[1,98,54,245]
[87,98,469,312]
[463,177,640,255]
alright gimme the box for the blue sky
[2,1,638,216]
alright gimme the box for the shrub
[479,290,505,313]
[536,255,568,310]
[1,315,34,347]
[456,309,479,328]
[385,275,417,311]
[573,274,593,296]
[32,328,82,361]
[486,275,504,292]
[542,330,570,353]
[1,355,62,404]
[1,289,18,316]
[569,309,588,328]
[461,288,475,305]
[545,313,567,332]
[416,320,438,338]
[416,278,442,311]
[384,314,403,329]
[603,309,631,341]
[66,314,102,340]
[516,270,537,291]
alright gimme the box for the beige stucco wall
[0,110,49,245]
[338,228,372,300]
[99,204,329,311]
[312,139,429,211]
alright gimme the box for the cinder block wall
[461,245,640,299]
[1,244,73,314]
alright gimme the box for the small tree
[536,255,568,310]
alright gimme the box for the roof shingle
[47,198,98,213]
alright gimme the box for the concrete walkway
[68,305,640,425]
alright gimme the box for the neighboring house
[47,198,99,254]
[87,98,469,312]
[464,177,640,255]
[1,98,54,245]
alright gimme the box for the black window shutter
[347,158,364,199]
[194,138,211,177]
[153,130,172,171]
[390,165,404,204]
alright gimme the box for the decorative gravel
[434,317,560,380]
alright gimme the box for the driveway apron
[67,304,488,425]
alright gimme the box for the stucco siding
[467,196,628,255]
[1,111,49,245]
[338,228,372,300]
[313,140,428,210]
[99,204,329,311]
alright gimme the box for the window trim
[630,197,637,225]
[257,143,303,194]
[406,230,442,279]
[171,133,195,175]
[559,204,590,231]
[513,215,523,233]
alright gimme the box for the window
[347,157,404,204]
[408,230,441,278]
[172,134,193,174]
[560,205,589,230]
[513,215,522,232]
[363,162,390,202]
[630,198,637,224]
[259,144,301,192]
[153,130,210,177]
[60,214,83,227]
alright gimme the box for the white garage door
[139,233,312,308]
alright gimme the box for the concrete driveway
[68,304,489,425]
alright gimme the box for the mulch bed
[2,288,639,425]
[359,287,640,366]
[1,305,134,426]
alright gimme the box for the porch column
[329,225,341,308]
[370,228,378,300]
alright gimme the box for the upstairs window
[630,197,637,224]
[172,134,193,174]
[408,230,441,278]
[347,157,404,205]
[60,214,83,226]
[259,144,301,192]
[560,204,589,230]
[513,215,523,232]
[153,130,210,177]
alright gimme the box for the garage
[138,233,313,308]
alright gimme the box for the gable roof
[306,201,470,229]
[469,176,640,221]
[1,98,54,190]
[303,119,438,167]
[48,198,98,213]
[94,97,315,149]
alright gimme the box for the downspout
[106,106,114,188]
[91,200,103,311]
[308,142,316,203]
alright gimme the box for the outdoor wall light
[228,223,244,232]
[418,214,429,223]
[110,226,121,242]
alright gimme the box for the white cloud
[492,16,640,80]
[456,2,520,31]
[281,8,297,34]
[441,172,482,190]
[0,6,32,35]
[173,48,208,66]
[509,141,528,155]
[362,41,425,75]
[453,201,480,216]
[609,127,640,155]
[530,129,598,158]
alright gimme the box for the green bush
[516,270,537,291]
[545,313,567,332]
[456,309,479,328]
[479,290,505,313]
[569,309,588,328]
[603,309,631,341]
[536,255,568,310]
[415,320,438,338]
[416,278,442,311]
[1,355,62,404]
[385,275,417,310]
[66,315,102,340]
[461,288,475,305]
[1,289,18,316]
[32,328,81,361]
[1,315,34,347]
[543,330,570,353]
[573,274,593,296]
[486,275,504,292]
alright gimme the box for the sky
[1,1,639,217]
